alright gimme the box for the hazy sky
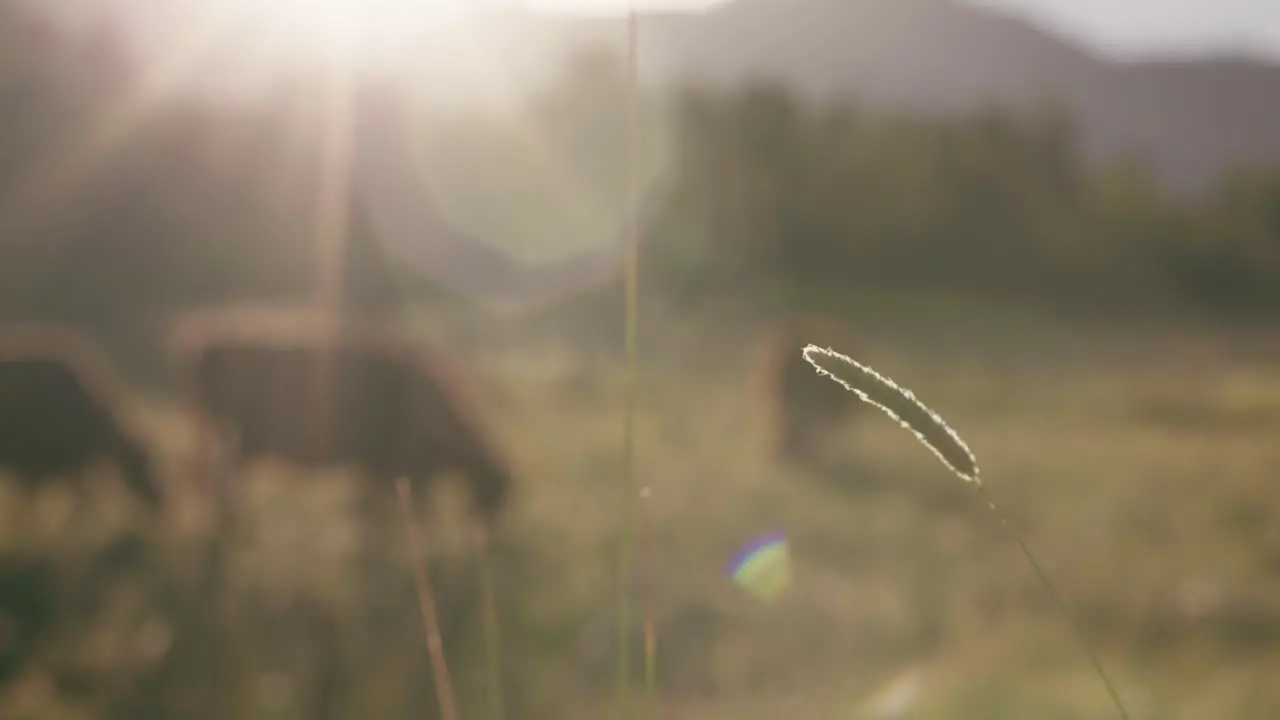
[966,0,1280,59]
[526,0,1280,60]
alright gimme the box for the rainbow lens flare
[727,532,791,603]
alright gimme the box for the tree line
[2,25,1279,379]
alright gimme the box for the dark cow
[173,310,513,526]
[754,314,868,466]
[0,324,160,509]
[0,556,57,688]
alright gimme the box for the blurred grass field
[3,307,1280,720]
[6,3,1280,715]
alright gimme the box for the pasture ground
[3,298,1280,719]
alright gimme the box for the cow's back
[194,342,405,466]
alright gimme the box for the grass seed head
[801,344,980,483]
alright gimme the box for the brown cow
[0,323,160,509]
[754,314,868,466]
[172,310,512,527]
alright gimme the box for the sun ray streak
[312,28,355,320]
[300,11,357,474]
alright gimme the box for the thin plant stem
[396,478,460,720]
[641,487,656,707]
[616,5,650,719]
[476,527,506,720]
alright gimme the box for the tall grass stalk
[395,478,460,720]
[802,344,1131,720]
[616,5,657,719]
[476,528,506,720]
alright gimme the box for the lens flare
[727,532,791,603]
[351,63,676,309]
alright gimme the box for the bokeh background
[2,0,1280,718]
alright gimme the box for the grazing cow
[0,556,58,688]
[0,324,160,509]
[173,311,513,526]
[754,315,868,466]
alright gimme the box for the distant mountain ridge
[14,0,1280,193]
[538,0,1280,193]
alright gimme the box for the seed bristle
[802,344,980,483]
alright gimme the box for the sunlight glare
[56,0,534,101]
[214,0,480,66]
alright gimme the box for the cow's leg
[187,416,241,619]
[342,473,408,667]
[213,429,243,541]
[189,413,220,536]
[193,426,244,720]
[357,475,405,600]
